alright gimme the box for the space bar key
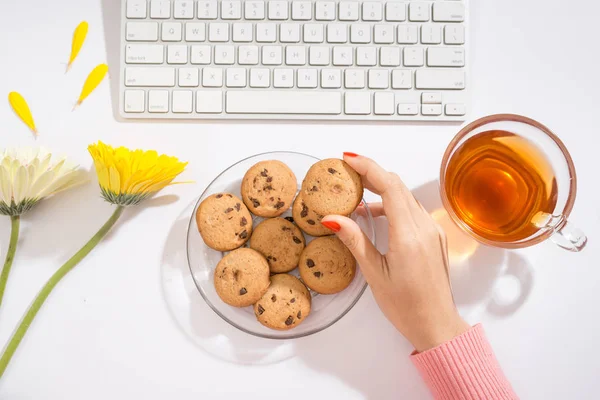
[226,91,342,114]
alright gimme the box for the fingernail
[321,221,341,232]
[343,152,359,158]
[358,201,365,207]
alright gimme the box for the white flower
[0,148,86,216]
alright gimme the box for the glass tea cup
[439,114,587,252]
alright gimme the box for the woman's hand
[321,153,470,352]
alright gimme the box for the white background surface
[0,0,599,399]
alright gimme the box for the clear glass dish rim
[185,150,375,340]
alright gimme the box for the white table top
[1,0,599,399]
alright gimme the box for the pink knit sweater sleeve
[411,324,518,400]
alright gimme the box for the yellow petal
[8,92,37,135]
[75,64,108,107]
[67,21,88,72]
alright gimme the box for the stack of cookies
[196,158,364,331]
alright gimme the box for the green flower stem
[0,206,124,378]
[0,216,20,310]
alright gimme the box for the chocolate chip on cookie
[292,194,335,237]
[253,274,311,330]
[196,193,254,251]
[214,248,270,307]
[299,236,356,295]
[241,160,297,218]
[250,218,305,273]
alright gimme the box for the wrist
[409,312,471,353]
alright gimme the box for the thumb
[321,215,381,276]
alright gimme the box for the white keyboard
[119,0,468,121]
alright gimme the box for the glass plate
[186,151,376,339]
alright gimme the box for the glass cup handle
[550,217,588,252]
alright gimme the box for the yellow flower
[88,141,188,206]
[0,148,85,216]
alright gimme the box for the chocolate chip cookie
[299,236,356,294]
[292,194,333,237]
[214,248,270,307]
[301,159,363,217]
[253,274,311,330]
[241,160,297,218]
[196,193,253,251]
[250,217,305,273]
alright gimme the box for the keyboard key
[421,92,442,104]
[162,22,182,41]
[445,103,466,116]
[421,24,442,44]
[178,68,199,86]
[357,47,377,66]
[126,22,159,41]
[291,1,312,20]
[174,0,194,19]
[385,2,406,21]
[150,0,171,18]
[392,69,412,89]
[374,24,394,44]
[225,91,342,114]
[351,24,371,43]
[197,0,218,19]
[333,46,353,66]
[233,23,253,41]
[222,1,242,19]
[126,0,147,19]
[374,92,394,115]
[172,90,193,113]
[433,2,465,22]
[167,45,188,64]
[286,46,306,65]
[125,67,175,86]
[397,25,418,44]
[274,68,294,87]
[245,1,265,19]
[344,69,365,88]
[304,24,324,43]
[368,69,389,89]
[404,47,424,66]
[445,25,465,45]
[380,47,400,67]
[124,90,145,112]
[345,92,371,115]
[416,69,465,89]
[209,23,229,41]
[262,45,283,64]
[185,23,206,41]
[427,47,465,67]
[226,68,247,87]
[309,46,330,65]
[422,104,442,116]
[321,69,341,88]
[398,103,419,115]
[126,44,164,64]
[339,2,359,21]
[297,69,318,88]
[362,2,383,21]
[256,23,277,42]
[148,90,169,112]
[250,68,270,87]
[280,23,301,42]
[191,45,211,64]
[409,2,430,22]
[327,24,348,43]
[238,45,259,64]
[202,67,224,87]
[214,45,235,64]
[315,2,336,21]
[196,91,223,113]
[268,1,288,20]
